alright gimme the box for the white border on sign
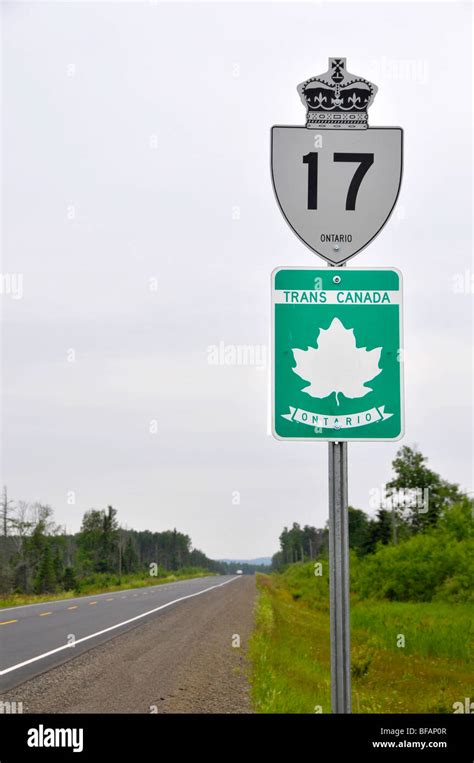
[270,267,405,443]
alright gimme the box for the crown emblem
[297,58,378,130]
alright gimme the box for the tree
[9,501,34,553]
[24,519,48,575]
[13,561,30,593]
[271,550,285,571]
[99,506,119,573]
[302,524,328,559]
[77,510,104,573]
[363,509,393,554]
[353,501,473,602]
[1,493,218,596]
[1,486,14,537]
[279,524,304,563]
[386,446,465,530]
[6,503,57,594]
[123,536,139,574]
[34,544,56,593]
[277,523,324,564]
[63,566,77,591]
[52,544,64,584]
[77,506,119,574]
[348,507,371,555]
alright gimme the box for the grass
[0,568,214,609]
[249,565,473,714]
[351,600,473,661]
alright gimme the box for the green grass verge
[249,565,473,714]
[0,568,215,608]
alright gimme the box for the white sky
[1,1,472,559]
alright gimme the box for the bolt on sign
[271,57,403,265]
[272,268,404,441]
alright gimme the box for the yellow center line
[106,598,114,601]
[89,601,98,606]
[68,606,78,610]
[0,619,17,625]
[39,612,52,617]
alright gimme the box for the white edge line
[0,576,241,676]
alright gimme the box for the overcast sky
[1,1,472,560]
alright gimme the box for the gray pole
[328,440,351,713]
[327,260,351,713]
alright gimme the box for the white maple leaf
[292,318,382,405]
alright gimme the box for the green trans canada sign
[272,268,404,441]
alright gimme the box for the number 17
[303,152,374,211]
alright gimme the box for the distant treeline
[0,501,230,596]
[219,562,270,575]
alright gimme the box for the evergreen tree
[348,507,371,555]
[123,537,139,574]
[367,509,393,552]
[34,544,56,593]
[53,546,64,585]
[63,566,77,591]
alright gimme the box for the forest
[271,445,472,603]
[250,445,472,713]
[0,500,227,599]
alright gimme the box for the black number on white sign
[303,152,374,211]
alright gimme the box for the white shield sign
[272,126,403,265]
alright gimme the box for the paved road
[0,575,240,692]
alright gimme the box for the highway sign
[271,58,403,265]
[270,59,404,714]
[272,268,404,441]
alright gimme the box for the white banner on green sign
[273,290,401,305]
[282,404,393,430]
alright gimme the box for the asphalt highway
[0,575,240,691]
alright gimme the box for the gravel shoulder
[0,575,256,714]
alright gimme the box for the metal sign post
[328,260,351,715]
[328,440,350,713]
[271,57,403,714]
